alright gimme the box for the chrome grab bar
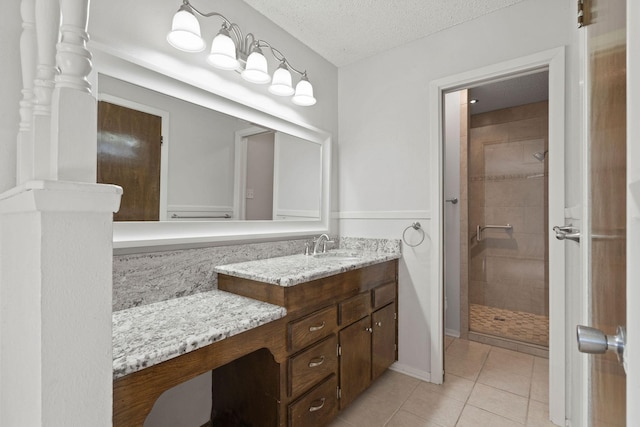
[476,224,513,242]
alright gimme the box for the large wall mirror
[91,49,331,251]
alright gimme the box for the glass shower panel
[467,102,549,348]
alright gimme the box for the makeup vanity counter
[112,290,287,379]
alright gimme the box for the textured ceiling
[241,0,526,67]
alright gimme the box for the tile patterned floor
[469,304,549,347]
[328,337,556,427]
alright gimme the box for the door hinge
[577,0,590,28]
[160,135,164,145]
[337,344,342,357]
[394,312,397,320]
[337,387,342,400]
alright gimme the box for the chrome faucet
[312,233,334,255]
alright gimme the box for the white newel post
[0,0,123,425]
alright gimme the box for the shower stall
[463,97,549,352]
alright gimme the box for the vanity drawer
[373,282,396,309]
[288,374,338,427]
[289,305,337,352]
[339,292,371,326]
[289,335,338,397]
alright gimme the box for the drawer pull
[308,356,325,368]
[308,397,326,412]
[309,322,326,332]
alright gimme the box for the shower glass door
[467,97,549,348]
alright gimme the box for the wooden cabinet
[338,288,398,409]
[217,259,398,426]
[372,302,397,380]
[339,316,372,408]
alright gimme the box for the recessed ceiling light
[469,99,479,104]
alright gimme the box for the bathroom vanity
[112,249,399,427]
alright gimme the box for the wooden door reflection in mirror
[97,101,162,221]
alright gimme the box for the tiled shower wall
[468,101,549,317]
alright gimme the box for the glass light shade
[241,49,271,84]
[207,31,239,70]
[167,9,205,52]
[292,77,316,106]
[268,64,295,96]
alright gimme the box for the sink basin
[311,250,362,260]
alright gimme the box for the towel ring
[403,222,425,247]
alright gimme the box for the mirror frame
[90,46,331,251]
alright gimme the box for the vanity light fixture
[167,0,316,106]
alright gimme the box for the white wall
[338,0,577,380]
[0,2,22,418]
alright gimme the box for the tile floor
[328,337,556,427]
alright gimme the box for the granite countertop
[112,290,286,379]
[214,248,401,287]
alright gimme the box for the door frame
[428,47,566,424]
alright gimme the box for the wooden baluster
[52,0,96,182]
[17,0,37,184]
[32,0,60,180]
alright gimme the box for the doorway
[445,72,550,354]
[429,48,566,425]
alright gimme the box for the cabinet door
[372,303,396,380]
[339,316,371,408]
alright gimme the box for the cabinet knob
[376,321,383,327]
[308,356,325,368]
[308,397,326,412]
[365,327,373,333]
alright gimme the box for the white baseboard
[389,363,431,383]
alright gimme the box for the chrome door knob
[576,325,626,365]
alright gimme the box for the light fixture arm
[256,40,307,77]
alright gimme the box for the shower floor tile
[469,304,549,347]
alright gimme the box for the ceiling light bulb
[167,6,206,52]
[268,62,295,96]
[241,46,271,84]
[292,75,316,106]
[207,27,239,70]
